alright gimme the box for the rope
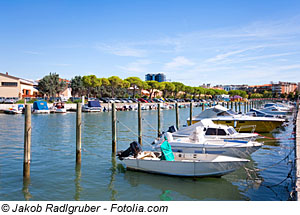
[117,120,155,148]
[142,118,158,132]
[245,145,295,172]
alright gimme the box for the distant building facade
[223,85,248,91]
[145,73,166,82]
[271,81,297,95]
[0,72,38,98]
[248,84,272,94]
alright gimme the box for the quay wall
[296,107,300,200]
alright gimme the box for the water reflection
[74,164,82,201]
[22,178,32,200]
[109,156,117,201]
[123,170,247,200]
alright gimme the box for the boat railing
[237,125,256,133]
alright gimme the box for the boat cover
[160,138,174,161]
[88,100,101,107]
[33,101,49,110]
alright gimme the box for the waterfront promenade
[296,106,300,200]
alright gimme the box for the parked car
[0,97,5,103]
[138,98,148,103]
[4,97,18,104]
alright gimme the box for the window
[205,128,217,135]
[1,82,17,87]
[205,128,227,136]
[217,129,226,135]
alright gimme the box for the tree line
[37,73,298,100]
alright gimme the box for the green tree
[250,93,263,98]
[160,82,175,98]
[184,86,194,98]
[122,80,130,98]
[146,80,159,98]
[108,76,123,98]
[70,76,85,97]
[38,73,66,99]
[124,77,143,98]
[172,82,185,98]
[263,90,272,98]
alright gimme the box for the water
[0,106,296,200]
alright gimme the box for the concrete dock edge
[296,106,300,200]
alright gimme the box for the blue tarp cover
[33,101,49,110]
[88,100,101,107]
[160,139,175,161]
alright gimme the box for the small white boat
[82,100,102,112]
[50,102,67,113]
[121,151,249,177]
[4,105,24,114]
[32,101,50,114]
[118,141,249,177]
[260,106,289,116]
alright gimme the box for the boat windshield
[227,128,237,135]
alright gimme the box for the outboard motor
[167,125,177,133]
[117,141,142,160]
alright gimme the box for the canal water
[0,106,296,200]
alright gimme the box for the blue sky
[1,0,300,86]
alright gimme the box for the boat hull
[123,154,249,177]
[189,119,283,133]
[33,110,50,114]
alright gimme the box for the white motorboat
[154,126,262,158]
[172,119,258,141]
[82,100,102,112]
[32,101,50,114]
[4,104,24,114]
[50,102,67,113]
[120,151,249,177]
[188,105,285,132]
[264,103,293,112]
[260,106,288,116]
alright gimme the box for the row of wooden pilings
[22,100,265,179]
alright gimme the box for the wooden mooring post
[138,102,142,145]
[235,102,238,112]
[227,102,229,109]
[23,104,31,178]
[112,103,117,154]
[189,102,193,126]
[157,103,161,137]
[238,102,241,113]
[76,103,82,163]
[202,103,205,111]
[244,102,247,113]
[175,102,179,130]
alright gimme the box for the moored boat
[172,119,259,141]
[82,100,102,112]
[187,105,285,133]
[4,104,24,114]
[32,101,50,114]
[51,102,67,113]
[118,141,249,177]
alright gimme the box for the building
[248,84,272,94]
[145,73,166,82]
[271,81,298,95]
[223,85,248,92]
[0,72,38,98]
